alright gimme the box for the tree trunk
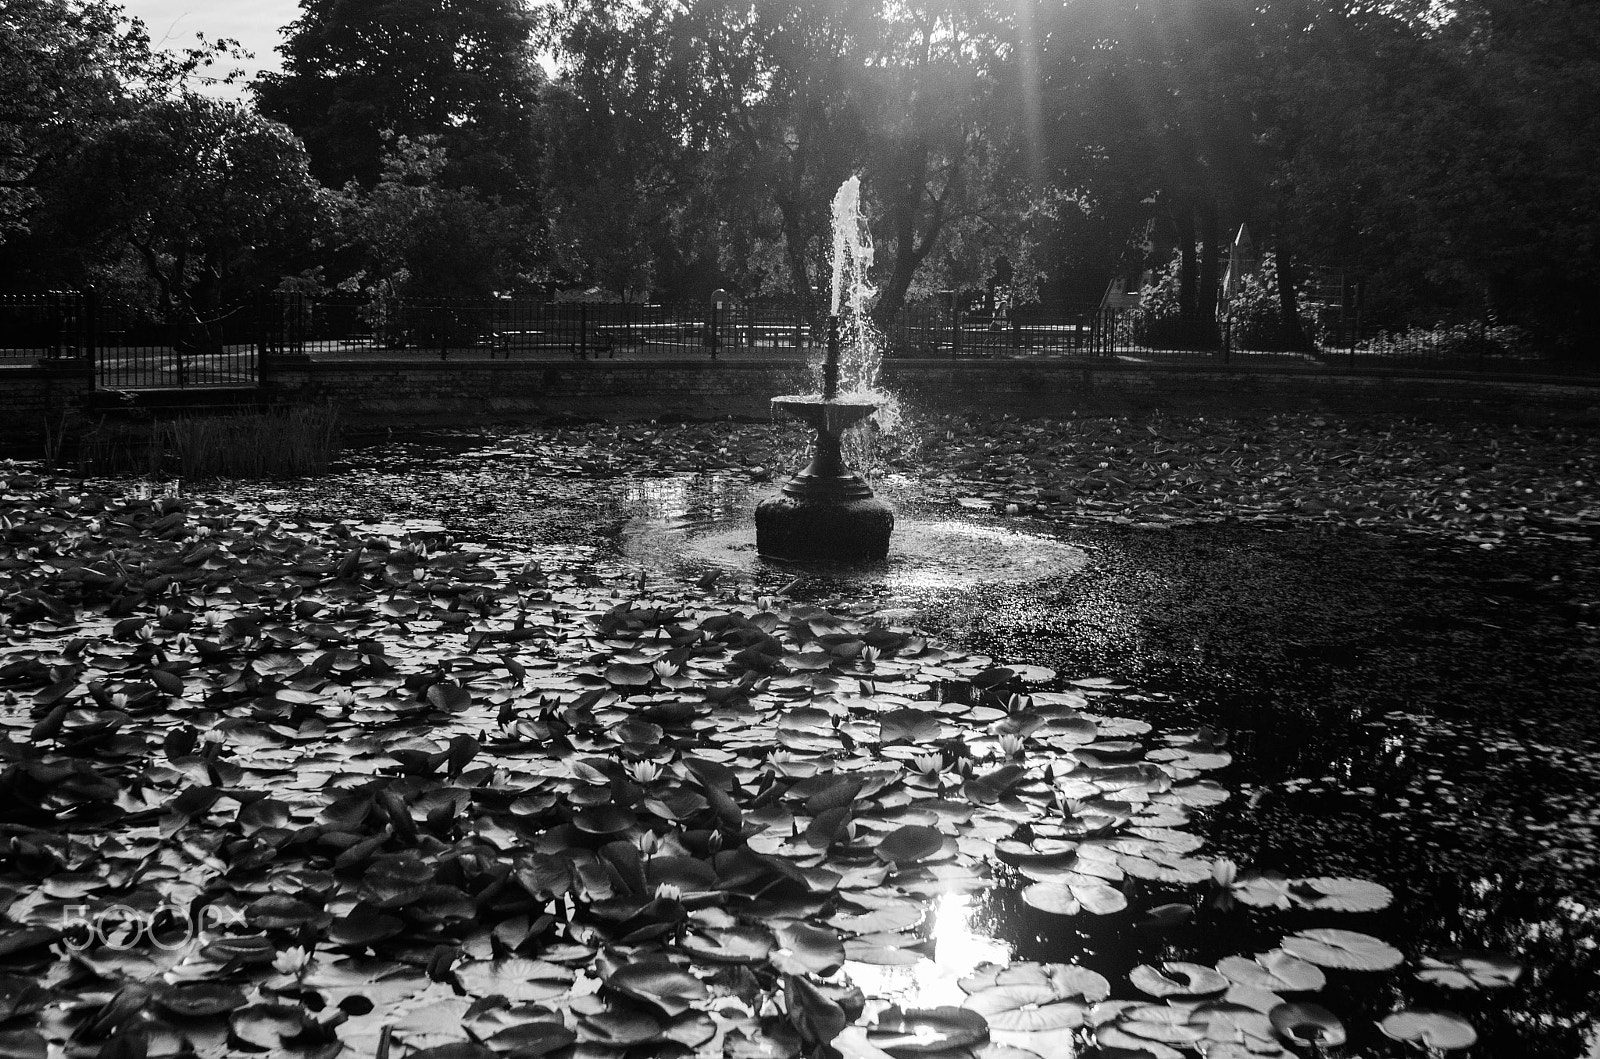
[1274,237,1312,351]
[873,144,955,326]
[1175,200,1198,320]
[776,197,823,328]
[1199,199,1221,320]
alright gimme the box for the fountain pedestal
[755,395,893,562]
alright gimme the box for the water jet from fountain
[756,177,894,563]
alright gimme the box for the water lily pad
[578,1007,664,1046]
[1414,950,1524,990]
[961,985,1089,1030]
[154,982,248,1018]
[1290,876,1394,912]
[679,924,774,963]
[0,1029,46,1059]
[874,824,946,865]
[867,1006,989,1056]
[773,922,845,976]
[1279,928,1403,971]
[228,1002,311,1051]
[605,662,655,686]
[571,804,637,834]
[879,709,942,743]
[1269,1002,1346,1047]
[0,977,50,1020]
[485,1022,577,1056]
[1230,872,1292,909]
[1020,878,1127,916]
[1216,951,1326,994]
[1130,962,1229,998]
[1378,1009,1478,1051]
[607,959,709,1017]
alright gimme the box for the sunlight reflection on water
[845,893,1013,1010]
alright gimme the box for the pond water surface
[224,425,1600,1058]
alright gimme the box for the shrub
[1359,322,1534,362]
[1130,250,1320,351]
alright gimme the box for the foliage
[331,135,544,300]
[254,0,545,194]
[46,93,326,329]
[0,0,249,265]
[541,0,1033,317]
[1131,250,1325,351]
[1359,321,1534,363]
[0,457,1537,1058]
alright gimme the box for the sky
[118,0,300,96]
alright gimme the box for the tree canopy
[255,0,546,194]
[3,0,1600,354]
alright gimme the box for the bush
[1130,250,1320,351]
[1359,322,1534,362]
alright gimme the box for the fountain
[755,177,895,562]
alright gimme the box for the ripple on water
[622,509,1089,594]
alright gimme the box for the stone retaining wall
[0,364,94,451]
[880,360,1600,423]
[261,357,817,421]
[3,357,1598,454]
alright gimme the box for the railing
[1,291,259,388]
[4,290,1596,384]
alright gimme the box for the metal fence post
[951,304,962,358]
[579,302,588,359]
[83,289,98,372]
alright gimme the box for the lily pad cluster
[0,469,1533,1057]
[341,412,1600,550]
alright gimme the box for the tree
[542,0,1029,319]
[256,0,547,194]
[51,93,326,333]
[0,0,243,248]
[1275,0,1600,353]
[333,134,544,299]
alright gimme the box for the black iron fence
[1,291,258,389]
[3,290,1594,387]
[264,293,815,359]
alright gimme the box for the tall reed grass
[78,405,340,478]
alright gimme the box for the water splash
[829,176,883,394]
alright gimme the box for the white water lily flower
[998,734,1026,758]
[654,883,682,901]
[273,946,313,977]
[911,753,943,776]
[652,660,680,678]
[627,760,663,785]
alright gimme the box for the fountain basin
[757,392,892,561]
[770,393,884,435]
[754,490,893,562]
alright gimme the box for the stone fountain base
[756,491,893,563]
[755,393,894,563]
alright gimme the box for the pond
[207,417,1600,1059]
